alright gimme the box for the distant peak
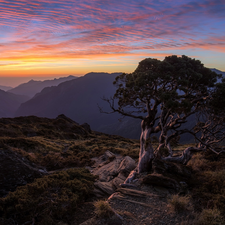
[28,79,37,83]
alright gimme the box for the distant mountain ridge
[8,75,77,98]
[0,85,12,91]
[0,90,29,117]
[13,69,225,139]
[15,72,142,139]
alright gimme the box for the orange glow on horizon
[0,0,225,81]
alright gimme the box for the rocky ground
[77,150,194,225]
[0,146,193,225]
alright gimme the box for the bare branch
[99,97,145,120]
[163,146,206,165]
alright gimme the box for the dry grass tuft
[194,208,224,225]
[94,200,114,218]
[187,153,209,172]
[168,194,192,213]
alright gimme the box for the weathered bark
[137,120,154,173]
[124,120,206,184]
[124,119,154,184]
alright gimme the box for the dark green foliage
[110,55,224,160]
[0,168,96,225]
[113,55,218,116]
[210,80,225,114]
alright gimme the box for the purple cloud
[0,0,224,74]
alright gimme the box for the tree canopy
[105,55,225,176]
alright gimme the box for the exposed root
[124,170,138,184]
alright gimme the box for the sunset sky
[0,0,225,86]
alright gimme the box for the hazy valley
[1,69,224,140]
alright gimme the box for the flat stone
[112,176,125,189]
[94,181,115,196]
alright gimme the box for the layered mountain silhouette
[0,85,12,91]
[8,75,76,98]
[9,69,225,139]
[0,90,29,117]
[15,73,141,139]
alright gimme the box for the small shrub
[187,153,208,172]
[192,170,225,214]
[195,208,224,225]
[168,194,192,213]
[94,200,114,218]
[0,168,95,225]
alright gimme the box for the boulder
[91,152,137,197]
[98,150,116,164]
[0,148,46,197]
[94,181,115,197]
[92,151,122,182]
[112,173,126,189]
[117,156,136,177]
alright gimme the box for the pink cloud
[0,0,224,74]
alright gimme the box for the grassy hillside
[0,115,139,171]
[0,115,225,224]
[0,115,140,224]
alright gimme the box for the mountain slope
[0,90,29,117]
[16,73,142,138]
[8,75,76,98]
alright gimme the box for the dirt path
[108,185,186,225]
[80,182,193,225]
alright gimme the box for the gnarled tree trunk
[124,120,206,184]
[124,119,155,184]
[137,120,154,173]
